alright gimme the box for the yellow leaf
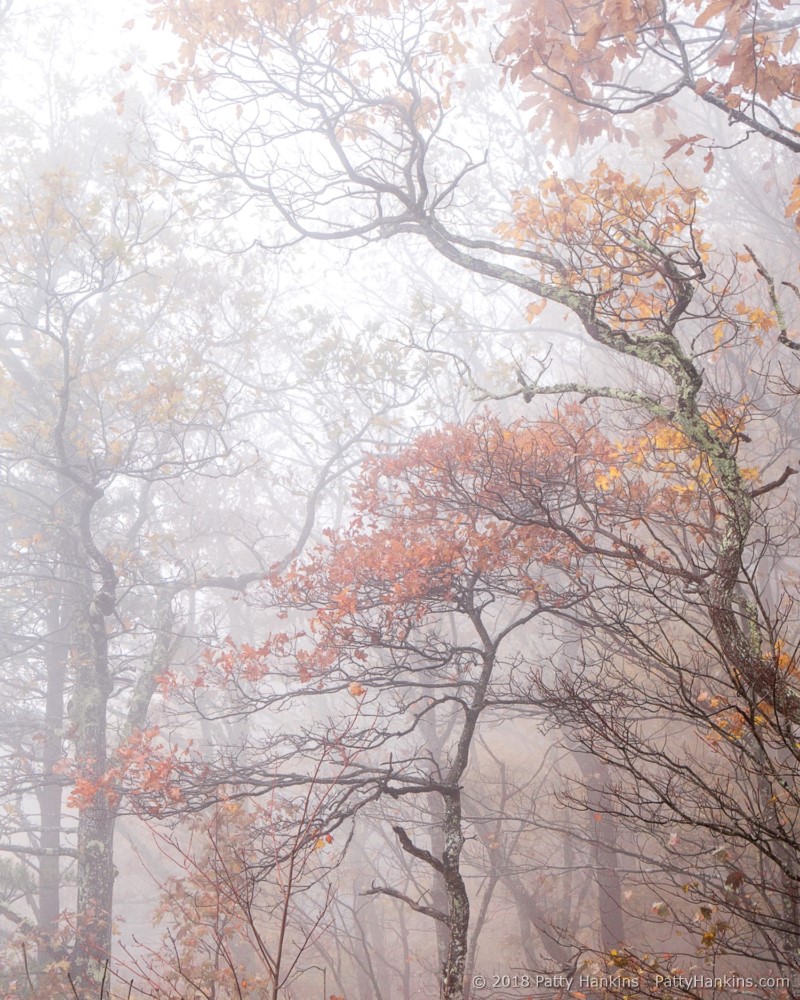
[525,299,547,322]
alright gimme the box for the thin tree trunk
[427,796,451,972]
[37,590,68,969]
[70,489,118,992]
[575,755,625,954]
[70,594,115,993]
[440,792,469,1000]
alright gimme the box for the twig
[21,942,33,993]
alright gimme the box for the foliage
[498,0,800,153]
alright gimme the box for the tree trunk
[36,589,69,970]
[427,795,452,973]
[441,792,469,1000]
[70,501,117,994]
[575,755,625,954]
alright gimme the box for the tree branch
[362,884,450,925]
[749,465,798,498]
[0,843,79,859]
[0,903,35,932]
[391,824,444,874]
[745,245,800,352]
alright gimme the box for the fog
[0,1,799,999]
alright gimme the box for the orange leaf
[694,0,730,28]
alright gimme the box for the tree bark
[440,791,469,1000]
[70,594,115,992]
[70,491,117,993]
[37,589,68,970]
[574,756,625,954]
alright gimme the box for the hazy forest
[1,0,799,997]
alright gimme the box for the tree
[182,414,592,999]
[0,106,256,990]
[121,756,351,1000]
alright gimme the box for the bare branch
[362,884,450,925]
